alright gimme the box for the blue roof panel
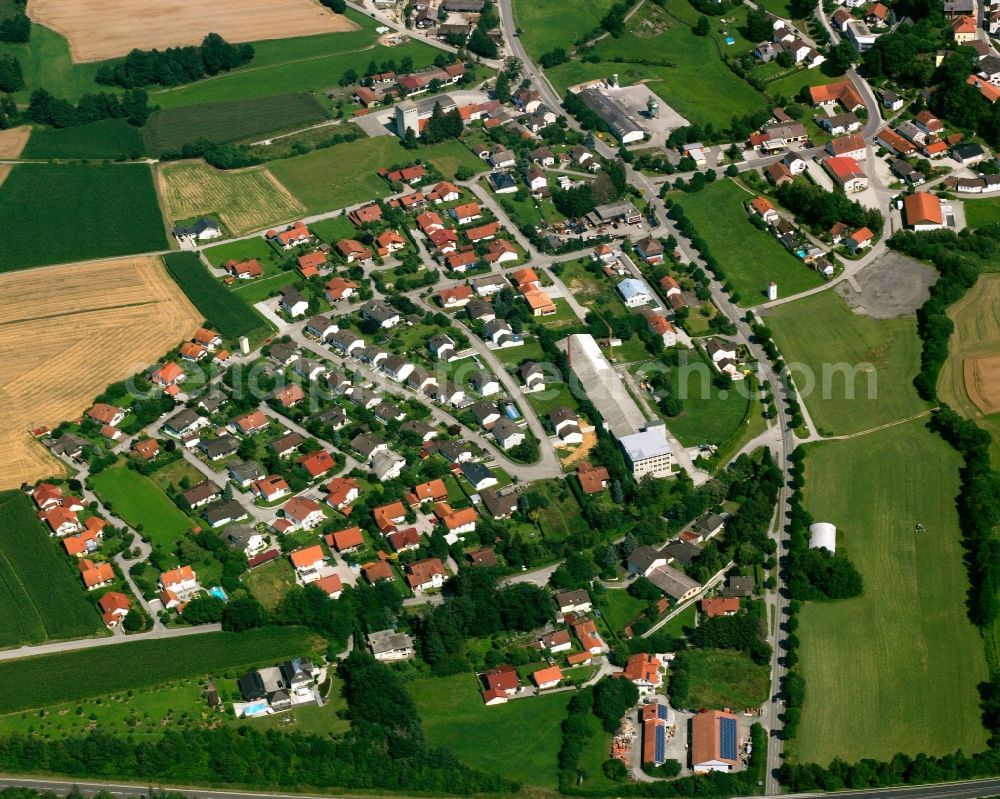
[720,716,738,761]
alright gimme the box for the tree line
[96,33,254,88]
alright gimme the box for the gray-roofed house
[460,461,498,490]
[180,480,222,509]
[429,333,456,360]
[269,431,304,457]
[554,588,592,614]
[163,408,208,439]
[721,575,756,598]
[227,460,264,488]
[577,87,644,144]
[313,407,349,431]
[226,524,267,557]
[374,401,406,423]
[203,499,250,528]
[645,565,701,603]
[663,540,702,567]
[480,487,519,519]
[199,434,239,461]
[471,400,501,428]
[280,286,309,318]
[401,419,437,441]
[367,629,415,661]
[467,299,496,323]
[439,439,474,463]
[493,418,525,449]
[198,391,227,414]
[348,386,381,410]
[49,433,88,459]
[269,340,299,366]
[362,300,402,329]
[627,545,668,577]
[371,450,407,481]
[172,217,222,242]
[692,512,725,540]
[352,432,388,460]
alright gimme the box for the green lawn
[310,215,358,244]
[765,68,843,105]
[595,588,648,632]
[407,672,571,789]
[765,290,932,436]
[794,421,990,765]
[684,648,770,710]
[21,118,144,160]
[90,464,196,549]
[674,180,825,305]
[243,559,297,611]
[527,383,582,418]
[270,137,481,212]
[0,163,167,271]
[511,0,615,60]
[963,197,1000,230]
[203,237,280,268]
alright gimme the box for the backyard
[90,464,197,548]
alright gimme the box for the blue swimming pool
[209,586,228,602]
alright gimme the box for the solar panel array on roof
[654,725,666,764]
[720,716,738,761]
[657,703,668,721]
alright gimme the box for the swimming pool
[209,586,228,602]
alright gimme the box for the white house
[280,287,309,318]
[617,278,653,308]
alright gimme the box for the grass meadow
[407,671,570,789]
[963,197,1000,230]
[684,648,770,710]
[674,180,825,304]
[0,492,103,647]
[795,421,990,765]
[90,463,196,549]
[511,0,616,60]
[0,24,107,104]
[0,163,166,271]
[765,290,931,436]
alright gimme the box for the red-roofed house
[577,462,609,494]
[224,258,262,279]
[464,222,500,242]
[848,226,875,252]
[79,559,114,591]
[325,277,359,302]
[572,618,606,654]
[98,591,131,627]
[434,502,478,536]
[748,195,778,224]
[315,574,344,599]
[88,403,125,427]
[337,238,374,264]
[386,527,421,552]
[952,14,977,41]
[429,227,459,253]
[63,524,102,557]
[297,251,327,277]
[290,545,327,582]
[362,560,395,584]
[450,202,482,225]
[439,285,474,308]
[328,526,364,553]
[325,477,360,510]
[481,664,520,705]
[405,479,448,507]
[406,557,447,592]
[532,665,563,689]
[623,653,662,690]
[283,496,326,530]
[823,156,868,192]
[428,181,461,203]
[32,482,63,511]
[416,211,445,234]
[374,500,407,532]
[251,474,290,502]
[44,506,82,536]
[702,596,741,617]
[269,221,312,249]
[349,203,384,226]
[809,79,864,111]
[151,362,185,387]
[132,438,160,461]
[484,238,518,264]
[376,230,407,256]
[903,191,944,230]
[274,383,306,408]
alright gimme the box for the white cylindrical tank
[809,522,837,553]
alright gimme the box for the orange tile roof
[578,462,609,494]
[623,653,661,685]
[809,79,863,110]
[362,560,395,583]
[290,545,325,569]
[160,565,195,588]
[828,133,866,155]
[701,596,740,617]
[532,665,563,687]
[903,191,943,225]
[749,196,775,215]
[408,479,448,504]
[691,710,740,767]
[79,559,114,587]
[968,74,1000,103]
[325,477,359,508]
[464,222,500,241]
[952,14,977,33]
[315,574,344,597]
[297,449,335,477]
[283,495,324,522]
[406,557,446,588]
[329,526,364,551]
[825,155,865,182]
[523,289,556,312]
[374,500,407,532]
[99,591,131,614]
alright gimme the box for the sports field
[408,671,570,789]
[0,492,103,648]
[29,0,355,62]
[765,290,931,436]
[938,274,1000,465]
[0,627,320,713]
[158,160,305,235]
[795,421,990,765]
[142,93,328,154]
[0,256,201,489]
[0,163,167,271]
[90,464,197,548]
[675,181,825,304]
[20,118,144,160]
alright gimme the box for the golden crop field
[158,160,305,236]
[0,126,30,159]
[27,0,356,62]
[0,256,202,489]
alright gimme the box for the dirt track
[0,257,202,489]
[27,0,357,62]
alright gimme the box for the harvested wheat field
[26,0,356,62]
[158,160,305,236]
[965,355,1000,414]
[0,256,201,489]
[0,126,30,159]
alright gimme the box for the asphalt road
[8,774,1000,799]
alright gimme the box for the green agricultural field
[270,137,481,212]
[152,16,439,109]
[765,290,931,436]
[0,492,103,648]
[0,628,320,714]
[795,421,990,765]
[142,93,329,154]
[90,464,196,549]
[511,0,615,60]
[684,648,770,710]
[232,271,300,304]
[20,118,144,160]
[675,181,825,304]
[310,215,358,244]
[0,163,167,272]
[963,197,1000,230]
[164,252,273,343]
[408,672,571,789]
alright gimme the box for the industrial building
[641,701,675,766]
[619,424,673,479]
[691,709,740,773]
[577,86,645,144]
[564,334,648,438]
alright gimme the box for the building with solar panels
[641,702,675,766]
[691,709,741,773]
